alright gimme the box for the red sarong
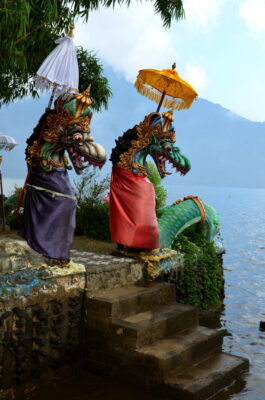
[109,165,159,249]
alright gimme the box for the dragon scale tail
[158,197,220,249]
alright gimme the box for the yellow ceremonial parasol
[134,63,198,112]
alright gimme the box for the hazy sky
[75,0,265,122]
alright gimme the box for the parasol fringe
[135,80,196,111]
[35,75,78,97]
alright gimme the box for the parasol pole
[156,64,176,113]
[0,171,5,232]
[47,86,57,110]
[156,91,166,113]
[0,157,5,232]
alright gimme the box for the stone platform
[0,240,248,400]
[0,245,145,311]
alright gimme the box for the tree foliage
[74,167,110,204]
[77,48,112,112]
[0,0,184,106]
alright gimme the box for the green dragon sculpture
[109,111,219,252]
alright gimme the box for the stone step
[88,327,224,380]
[112,303,198,349]
[149,352,249,400]
[137,326,224,380]
[86,282,176,321]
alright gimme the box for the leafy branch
[0,0,184,105]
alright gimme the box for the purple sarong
[20,167,76,259]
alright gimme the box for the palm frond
[154,0,185,27]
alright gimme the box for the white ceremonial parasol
[35,25,79,109]
[0,134,17,151]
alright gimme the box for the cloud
[183,0,225,28]
[76,4,179,83]
[240,0,265,34]
[75,4,211,113]
[183,64,209,93]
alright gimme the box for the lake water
[26,185,265,399]
[165,184,265,400]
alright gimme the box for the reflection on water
[25,371,157,400]
[166,185,265,400]
[25,186,265,399]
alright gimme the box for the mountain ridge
[0,66,264,190]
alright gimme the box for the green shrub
[172,226,224,309]
[6,211,22,230]
[75,201,110,241]
[74,169,110,240]
[4,186,23,229]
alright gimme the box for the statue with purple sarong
[20,88,106,264]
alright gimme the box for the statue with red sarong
[109,66,220,256]
[110,111,190,251]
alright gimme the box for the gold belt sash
[27,184,77,200]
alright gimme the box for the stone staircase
[86,282,248,400]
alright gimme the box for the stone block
[138,326,224,380]
[86,282,176,321]
[0,239,45,272]
[148,353,249,400]
[111,303,198,349]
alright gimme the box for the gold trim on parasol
[134,64,198,112]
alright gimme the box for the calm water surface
[167,185,265,400]
[29,185,265,400]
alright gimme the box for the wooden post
[0,170,5,232]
